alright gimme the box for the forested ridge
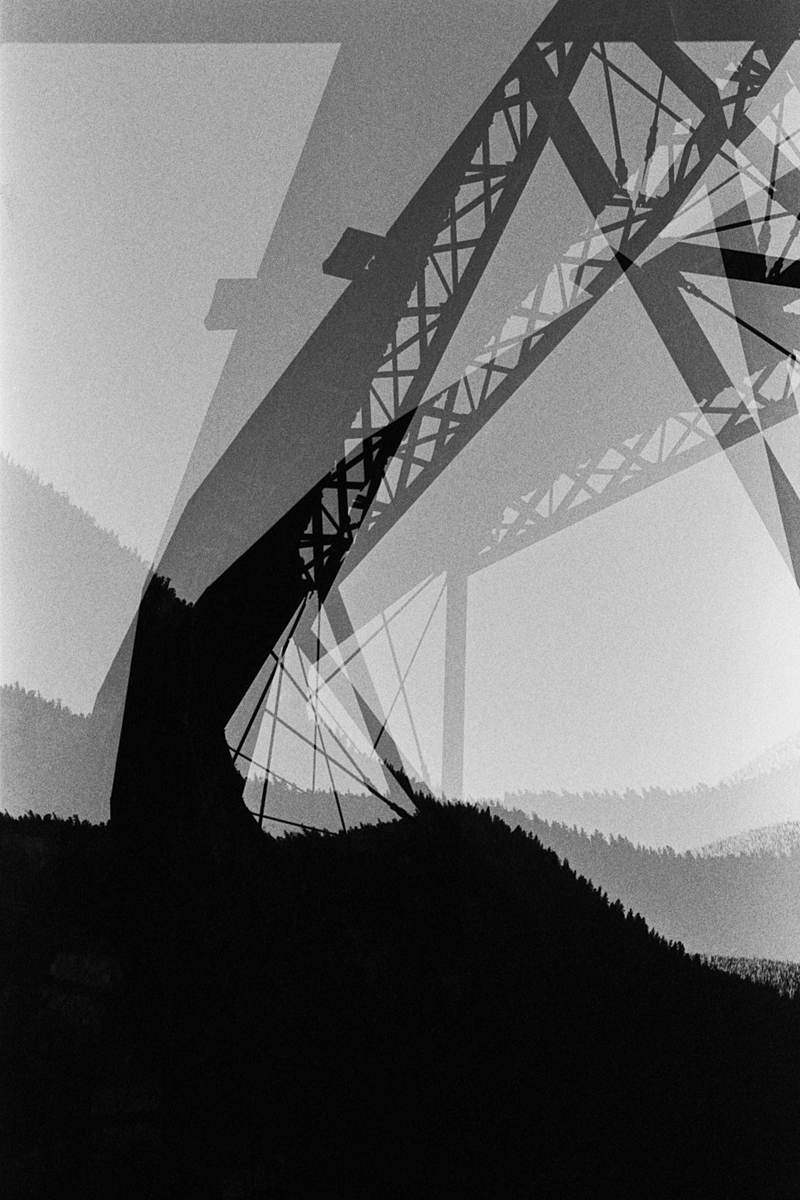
[0,456,148,715]
[486,801,800,960]
[235,780,800,960]
[2,800,798,1198]
[0,685,108,823]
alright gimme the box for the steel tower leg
[441,568,469,800]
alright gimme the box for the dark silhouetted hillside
[486,801,800,961]
[5,698,799,965]
[2,799,799,1199]
[0,455,149,714]
[227,781,800,960]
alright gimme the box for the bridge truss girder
[108,3,799,845]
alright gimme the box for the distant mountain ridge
[4,451,800,844]
[0,683,106,822]
[0,455,149,713]
[5,673,800,860]
[181,777,800,961]
[504,752,800,852]
[719,731,800,786]
[1,455,147,559]
[695,820,800,859]
[3,682,799,959]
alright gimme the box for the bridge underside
[94,7,799,856]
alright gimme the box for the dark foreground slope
[486,802,800,961]
[2,802,799,1199]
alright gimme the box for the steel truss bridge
[102,0,800,855]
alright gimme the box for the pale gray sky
[465,449,800,795]
[0,43,339,559]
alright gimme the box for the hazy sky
[1,43,339,558]
[2,35,800,810]
[465,450,800,795]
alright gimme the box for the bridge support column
[441,567,469,800]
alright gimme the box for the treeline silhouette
[1,685,92,819]
[0,455,147,560]
[5,718,798,965]
[701,955,800,999]
[0,683,135,825]
[505,759,800,848]
[697,819,800,857]
[0,455,149,715]
[210,781,800,958]
[2,798,799,1198]
[485,801,800,961]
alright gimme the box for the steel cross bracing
[309,55,799,594]
[226,34,799,825]
[278,260,798,814]
[268,35,795,646]
[471,107,800,561]
[221,34,609,812]
[477,271,800,567]
[468,123,800,571]
[231,574,449,831]
[295,415,416,600]
[475,383,796,570]
[109,2,798,844]
[346,39,797,572]
[307,240,798,808]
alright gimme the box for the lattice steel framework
[109,0,799,842]
[241,31,800,822]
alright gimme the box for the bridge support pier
[441,567,469,801]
